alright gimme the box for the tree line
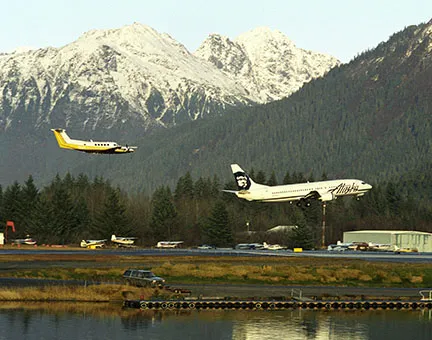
[0,170,431,248]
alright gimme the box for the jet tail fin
[230,164,268,191]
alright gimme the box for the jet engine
[319,192,335,202]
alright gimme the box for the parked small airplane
[51,128,137,154]
[156,241,184,249]
[368,243,396,252]
[12,237,37,245]
[225,164,372,207]
[111,235,137,247]
[235,243,265,250]
[80,239,107,248]
[263,242,287,250]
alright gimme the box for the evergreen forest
[1,170,430,248]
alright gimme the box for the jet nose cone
[366,183,373,190]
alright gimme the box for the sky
[1,0,431,63]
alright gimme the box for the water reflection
[0,303,431,340]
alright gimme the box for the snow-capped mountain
[195,27,339,102]
[0,23,339,135]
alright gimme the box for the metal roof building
[343,230,432,252]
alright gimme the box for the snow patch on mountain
[195,27,340,102]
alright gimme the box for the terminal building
[343,230,432,252]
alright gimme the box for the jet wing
[302,191,321,200]
[303,190,335,202]
[222,189,238,194]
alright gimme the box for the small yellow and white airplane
[51,128,137,154]
[80,239,107,248]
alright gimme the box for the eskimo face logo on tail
[234,172,251,190]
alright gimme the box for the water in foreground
[0,302,431,340]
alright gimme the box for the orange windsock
[6,221,15,233]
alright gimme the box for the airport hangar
[343,230,432,252]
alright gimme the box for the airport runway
[0,247,431,263]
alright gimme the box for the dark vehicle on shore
[122,269,165,288]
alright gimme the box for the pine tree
[267,171,278,186]
[255,170,266,184]
[31,195,53,243]
[386,181,401,216]
[150,186,177,240]
[92,188,131,238]
[71,196,91,241]
[204,201,233,247]
[0,184,3,225]
[283,171,292,184]
[174,172,194,200]
[291,223,315,250]
[174,172,196,233]
[21,175,40,236]
[48,185,77,244]
[1,181,23,236]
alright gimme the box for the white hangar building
[343,230,432,252]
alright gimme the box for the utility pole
[321,203,326,248]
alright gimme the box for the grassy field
[0,283,178,302]
[1,253,431,288]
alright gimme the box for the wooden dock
[124,299,432,311]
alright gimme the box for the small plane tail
[230,164,268,191]
[111,234,116,241]
[51,128,73,149]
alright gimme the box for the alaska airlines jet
[224,164,372,206]
[51,128,137,154]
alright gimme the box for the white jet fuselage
[236,179,372,202]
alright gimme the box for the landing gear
[296,199,312,207]
[355,194,365,201]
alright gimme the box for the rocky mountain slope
[0,23,338,137]
[195,27,338,102]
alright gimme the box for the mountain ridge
[0,23,338,135]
